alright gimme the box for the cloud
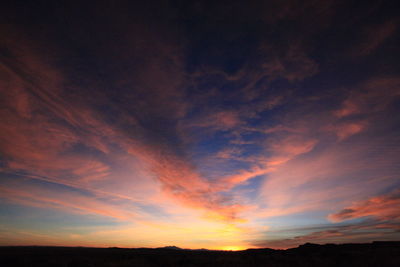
[134,150,250,222]
[260,44,319,82]
[354,19,398,57]
[268,135,317,159]
[324,120,368,141]
[334,77,400,118]
[252,215,400,249]
[329,189,400,222]
[188,110,242,131]
[0,26,253,225]
[253,224,400,249]
[0,185,139,221]
[257,130,398,220]
[247,75,400,220]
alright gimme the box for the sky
[0,1,399,250]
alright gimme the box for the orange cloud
[324,121,368,141]
[145,154,250,222]
[329,190,400,222]
[268,135,317,157]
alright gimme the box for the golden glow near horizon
[219,246,247,251]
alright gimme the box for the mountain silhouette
[2,241,400,266]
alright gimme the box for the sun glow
[220,246,246,251]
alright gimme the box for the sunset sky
[1,1,399,250]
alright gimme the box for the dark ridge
[1,242,400,266]
[157,246,184,250]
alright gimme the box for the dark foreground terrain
[1,242,400,267]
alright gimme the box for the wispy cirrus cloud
[0,22,253,228]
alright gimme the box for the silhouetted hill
[157,246,184,250]
[1,242,400,266]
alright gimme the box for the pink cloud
[324,121,368,141]
[136,151,250,222]
[334,77,400,118]
[1,71,248,223]
[260,156,370,219]
[0,185,139,221]
[268,135,317,157]
[257,117,398,219]
[329,189,400,222]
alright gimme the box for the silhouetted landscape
[2,241,400,267]
[1,1,400,265]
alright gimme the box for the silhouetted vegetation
[1,241,400,267]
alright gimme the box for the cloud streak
[329,190,400,223]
